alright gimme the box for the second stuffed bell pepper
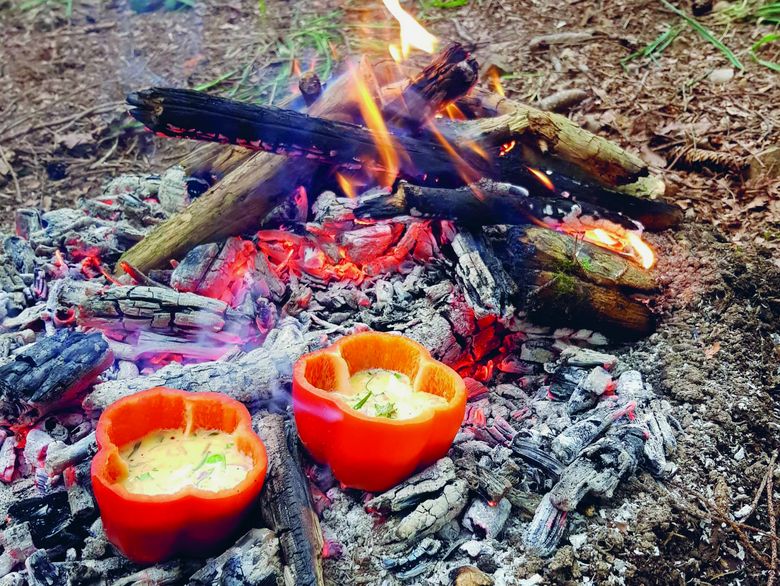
[292,332,466,492]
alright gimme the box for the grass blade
[750,33,780,71]
[621,24,683,68]
[659,0,744,70]
[194,69,238,91]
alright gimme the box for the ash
[0,169,680,585]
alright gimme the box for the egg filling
[118,429,254,496]
[331,368,448,420]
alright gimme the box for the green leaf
[750,33,780,72]
[135,472,153,481]
[659,0,743,69]
[353,390,373,410]
[205,453,226,465]
[374,402,398,418]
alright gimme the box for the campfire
[0,4,685,585]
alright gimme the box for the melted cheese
[118,429,253,496]
[331,368,448,420]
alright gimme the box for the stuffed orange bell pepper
[293,332,466,492]
[91,387,267,564]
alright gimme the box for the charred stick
[382,42,478,130]
[356,180,641,232]
[298,71,323,107]
[254,413,324,586]
[127,87,479,187]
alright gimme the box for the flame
[350,65,401,187]
[488,69,505,97]
[335,172,357,199]
[528,167,555,191]
[576,228,656,270]
[443,103,468,121]
[626,232,656,269]
[383,0,438,62]
[291,58,301,77]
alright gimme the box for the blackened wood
[382,42,478,130]
[298,72,322,107]
[254,413,324,586]
[356,180,641,232]
[0,330,112,426]
[127,87,475,186]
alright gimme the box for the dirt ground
[1,0,779,584]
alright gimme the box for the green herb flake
[374,402,398,419]
[353,390,373,410]
[205,453,226,465]
[135,472,153,481]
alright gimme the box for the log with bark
[253,412,324,586]
[447,228,654,339]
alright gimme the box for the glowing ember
[528,167,555,191]
[584,228,620,248]
[383,0,438,62]
[499,140,516,157]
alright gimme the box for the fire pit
[0,2,699,585]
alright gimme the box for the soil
[1,0,779,584]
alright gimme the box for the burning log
[0,330,112,426]
[122,43,479,275]
[84,317,308,412]
[444,225,654,339]
[253,413,324,586]
[456,86,662,194]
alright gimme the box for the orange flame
[488,69,505,97]
[335,172,357,199]
[626,232,656,269]
[528,167,555,191]
[577,228,656,269]
[383,0,438,62]
[349,65,401,188]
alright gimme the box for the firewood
[359,183,657,292]
[0,330,113,426]
[119,46,477,274]
[253,413,324,586]
[450,228,655,339]
[457,86,665,196]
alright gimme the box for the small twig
[0,102,123,144]
[769,466,777,586]
[742,451,778,522]
[0,145,22,202]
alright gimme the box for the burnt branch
[0,330,112,426]
[253,413,324,586]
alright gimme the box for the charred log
[0,330,112,426]
[84,317,308,412]
[253,413,324,586]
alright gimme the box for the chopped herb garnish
[353,390,373,410]
[135,472,153,481]
[128,441,142,459]
[393,372,403,380]
[205,453,226,465]
[374,402,397,418]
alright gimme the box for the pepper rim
[293,331,466,427]
[92,387,267,504]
